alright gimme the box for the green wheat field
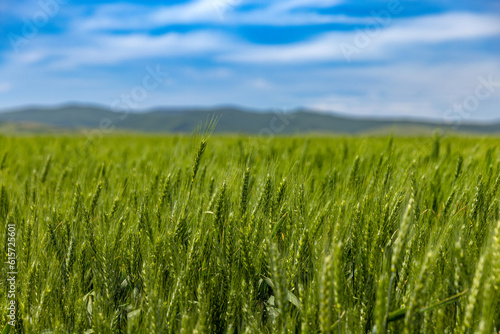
[1,134,500,333]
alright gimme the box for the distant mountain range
[0,104,498,135]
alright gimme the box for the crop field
[1,134,500,333]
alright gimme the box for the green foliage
[0,135,500,333]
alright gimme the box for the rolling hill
[0,104,498,135]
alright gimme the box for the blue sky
[0,0,499,121]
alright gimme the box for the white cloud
[152,0,220,24]
[269,0,342,12]
[219,33,345,63]
[376,12,500,43]
[7,11,499,70]
[77,1,217,30]
[220,12,500,63]
[228,0,360,25]
[12,30,237,68]
[72,0,360,30]
[304,61,500,120]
